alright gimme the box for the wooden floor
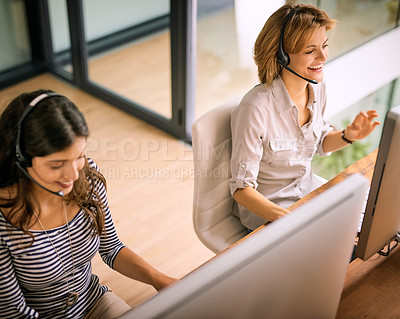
[0,73,215,307]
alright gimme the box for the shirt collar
[271,75,317,112]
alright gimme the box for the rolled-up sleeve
[316,120,334,157]
[229,99,266,196]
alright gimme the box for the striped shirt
[0,159,125,318]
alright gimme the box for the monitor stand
[350,232,400,263]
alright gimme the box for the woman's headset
[15,92,66,197]
[276,7,318,84]
[277,7,300,67]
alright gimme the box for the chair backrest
[192,97,247,254]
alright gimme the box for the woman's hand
[152,274,178,291]
[344,110,381,142]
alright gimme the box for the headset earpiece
[277,7,300,67]
[277,46,290,66]
[15,143,31,168]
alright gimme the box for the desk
[279,149,400,318]
[289,149,400,318]
[227,149,400,318]
[317,150,400,318]
[287,149,377,212]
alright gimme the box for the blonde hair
[254,4,336,85]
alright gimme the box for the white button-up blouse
[229,76,334,230]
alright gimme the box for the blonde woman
[230,4,380,231]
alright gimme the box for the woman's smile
[308,63,324,72]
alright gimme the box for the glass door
[83,0,172,119]
[48,0,74,78]
[47,0,196,140]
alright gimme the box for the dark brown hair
[0,89,106,244]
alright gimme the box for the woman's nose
[319,48,328,61]
[62,162,80,181]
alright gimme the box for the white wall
[324,27,400,119]
[234,0,285,68]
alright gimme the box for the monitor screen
[355,104,400,260]
[120,174,369,319]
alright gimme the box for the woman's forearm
[322,130,351,153]
[233,187,289,222]
[113,247,177,291]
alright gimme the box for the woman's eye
[50,165,63,170]
[305,50,314,54]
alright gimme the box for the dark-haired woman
[0,90,177,319]
[229,3,380,232]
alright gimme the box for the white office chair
[192,97,247,254]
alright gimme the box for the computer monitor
[355,104,400,261]
[120,174,369,319]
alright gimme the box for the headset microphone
[16,161,65,197]
[15,92,65,197]
[277,7,318,85]
[280,63,318,85]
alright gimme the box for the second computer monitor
[356,104,400,260]
[121,174,369,319]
